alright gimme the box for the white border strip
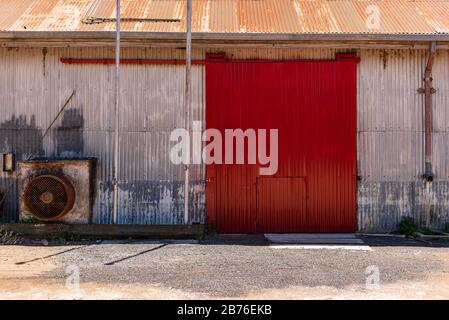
[269,245,372,251]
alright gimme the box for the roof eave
[1,31,449,42]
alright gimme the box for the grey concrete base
[356,232,406,238]
[358,181,449,232]
[264,233,365,244]
[415,232,449,240]
[0,223,205,239]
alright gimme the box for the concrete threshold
[415,232,449,240]
[264,233,365,245]
[269,244,372,251]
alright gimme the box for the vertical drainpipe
[422,42,436,227]
[423,42,436,182]
[184,0,192,224]
[112,0,121,224]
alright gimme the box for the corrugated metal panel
[433,49,449,181]
[9,0,93,31]
[414,1,449,33]
[257,177,307,231]
[358,132,424,181]
[1,46,449,232]
[358,181,449,231]
[356,48,449,231]
[0,47,205,224]
[350,1,436,34]
[430,49,449,228]
[295,0,340,33]
[357,49,426,181]
[89,0,185,32]
[206,59,357,232]
[1,0,449,35]
[0,0,35,31]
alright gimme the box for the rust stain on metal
[0,0,448,35]
[42,47,47,76]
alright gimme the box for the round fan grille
[24,175,75,221]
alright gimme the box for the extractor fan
[19,159,96,224]
[23,174,76,221]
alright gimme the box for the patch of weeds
[48,231,83,243]
[202,223,217,240]
[0,228,24,245]
[206,223,217,235]
[194,232,205,241]
[68,233,83,242]
[19,215,41,224]
[398,217,418,236]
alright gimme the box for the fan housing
[19,159,96,224]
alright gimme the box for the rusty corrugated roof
[0,0,449,36]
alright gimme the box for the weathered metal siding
[0,47,205,224]
[357,49,449,231]
[430,49,449,230]
[433,49,449,180]
[1,46,448,231]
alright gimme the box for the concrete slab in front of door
[264,233,365,245]
[269,245,372,251]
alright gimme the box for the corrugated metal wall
[0,47,205,224]
[357,49,449,231]
[0,46,448,231]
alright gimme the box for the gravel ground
[0,229,24,245]
[0,235,448,299]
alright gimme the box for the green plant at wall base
[48,231,82,242]
[194,233,205,241]
[398,217,418,236]
[443,223,449,234]
[206,223,217,236]
[19,216,41,224]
